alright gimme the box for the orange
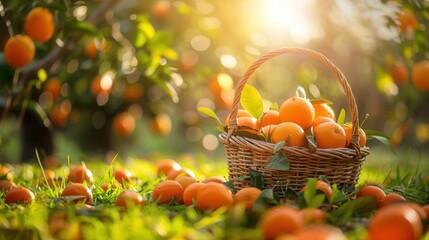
[152,180,184,205]
[399,10,419,33]
[237,116,259,134]
[312,116,335,128]
[0,165,13,179]
[411,60,429,92]
[301,180,332,199]
[151,0,172,21]
[4,186,35,205]
[234,187,262,210]
[299,208,327,224]
[196,182,234,211]
[279,97,315,129]
[114,169,132,186]
[312,103,335,120]
[123,83,144,102]
[261,124,277,142]
[224,109,252,126]
[156,159,181,176]
[67,166,93,184]
[202,177,225,184]
[380,193,406,208]
[113,112,135,136]
[183,182,205,206]
[293,225,346,240]
[261,206,304,240]
[270,122,305,146]
[24,7,55,43]
[368,204,423,240]
[389,62,409,85]
[175,176,198,190]
[0,180,16,192]
[85,38,107,59]
[115,190,145,209]
[167,168,196,180]
[314,122,346,148]
[150,113,172,135]
[342,123,367,148]
[44,77,62,100]
[100,182,118,192]
[356,185,386,208]
[61,183,93,204]
[4,34,35,68]
[90,75,112,95]
[260,110,281,127]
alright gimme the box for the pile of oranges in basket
[226,95,367,149]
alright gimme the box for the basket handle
[226,47,362,153]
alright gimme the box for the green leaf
[240,84,263,119]
[329,196,376,224]
[304,128,317,153]
[329,184,349,205]
[310,98,333,105]
[250,170,264,189]
[27,101,48,124]
[267,152,290,171]
[197,107,222,125]
[337,108,346,125]
[273,141,285,152]
[295,86,306,98]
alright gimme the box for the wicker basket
[219,47,370,196]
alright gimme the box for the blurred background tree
[0,0,428,165]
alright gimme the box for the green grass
[0,146,428,239]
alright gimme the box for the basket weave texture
[219,47,370,195]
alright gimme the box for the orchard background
[0,0,429,239]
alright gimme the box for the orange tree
[0,0,181,164]
[373,0,429,149]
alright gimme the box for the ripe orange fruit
[0,165,13,179]
[237,116,259,134]
[411,60,429,92]
[4,186,35,205]
[301,180,333,199]
[114,169,132,186]
[224,109,252,126]
[312,103,335,120]
[123,83,144,102]
[115,190,145,209]
[175,176,198,190]
[234,187,262,210]
[44,77,62,100]
[167,168,196,180]
[356,185,386,208]
[368,204,423,240]
[24,7,55,43]
[261,206,304,240]
[67,166,93,184]
[399,10,419,33]
[389,62,409,85]
[314,122,346,148]
[4,34,35,68]
[260,110,281,127]
[312,116,335,128]
[342,123,367,148]
[150,113,172,135]
[380,193,406,208]
[151,0,172,21]
[0,180,16,192]
[156,159,181,176]
[202,177,225,184]
[113,112,135,136]
[90,75,112,95]
[261,124,277,142]
[299,208,327,224]
[196,182,234,211]
[279,97,315,129]
[100,182,118,192]
[85,38,107,59]
[293,225,346,240]
[61,183,93,204]
[270,122,305,146]
[183,182,205,206]
[152,180,184,205]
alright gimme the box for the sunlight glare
[263,0,319,44]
